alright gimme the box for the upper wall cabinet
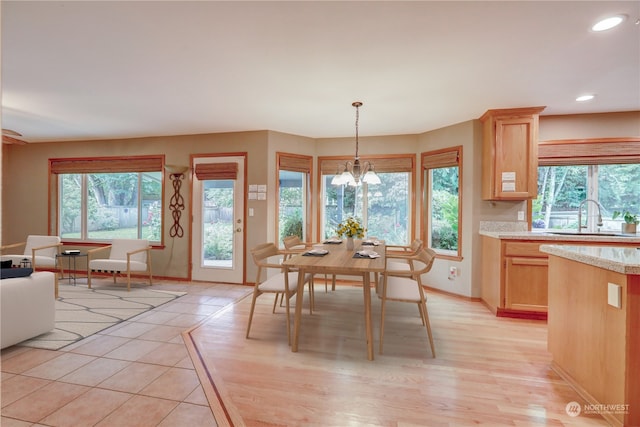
[480,106,546,200]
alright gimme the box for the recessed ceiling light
[592,14,626,32]
[576,95,595,102]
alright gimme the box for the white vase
[346,237,354,250]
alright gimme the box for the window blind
[50,156,163,174]
[194,162,238,180]
[538,138,640,166]
[422,148,460,169]
[319,155,413,174]
[278,153,312,173]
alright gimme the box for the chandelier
[331,101,380,187]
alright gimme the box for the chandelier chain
[354,103,360,159]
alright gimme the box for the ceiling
[2,1,639,144]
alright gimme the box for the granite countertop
[479,230,640,244]
[540,244,640,275]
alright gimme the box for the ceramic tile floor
[1,279,252,427]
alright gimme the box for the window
[319,156,413,245]
[535,138,640,232]
[422,147,462,258]
[276,153,312,246]
[51,156,163,243]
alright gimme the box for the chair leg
[272,294,279,313]
[422,300,436,358]
[417,302,426,326]
[87,269,92,289]
[309,277,314,314]
[417,286,435,357]
[246,289,260,339]
[127,270,131,291]
[379,276,388,355]
[284,288,292,346]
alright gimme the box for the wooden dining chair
[378,247,437,357]
[385,238,423,271]
[283,235,335,296]
[247,242,313,345]
[376,239,423,295]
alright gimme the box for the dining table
[282,239,386,361]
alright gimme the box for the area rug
[21,283,186,350]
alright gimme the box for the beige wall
[417,119,485,297]
[2,110,638,296]
[539,111,640,140]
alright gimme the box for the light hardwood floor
[186,283,611,427]
[1,279,612,426]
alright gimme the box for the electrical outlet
[517,211,525,221]
[608,283,621,308]
[448,266,458,281]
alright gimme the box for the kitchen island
[540,244,640,427]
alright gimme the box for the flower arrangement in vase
[336,217,365,249]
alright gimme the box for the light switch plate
[608,283,622,308]
[502,182,516,192]
[502,171,516,181]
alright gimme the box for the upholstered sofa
[1,271,56,349]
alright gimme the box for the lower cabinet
[504,255,548,312]
[481,236,639,319]
[501,241,549,318]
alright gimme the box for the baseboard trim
[497,307,547,321]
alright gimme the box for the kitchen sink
[547,231,636,237]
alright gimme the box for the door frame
[190,152,247,284]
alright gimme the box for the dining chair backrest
[413,248,437,276]
[409,239,424,254]
[251,242,280,264]
[282,235,304,251]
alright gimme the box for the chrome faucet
[578,199,604,232]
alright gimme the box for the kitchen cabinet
[480,106,545,200]
[481,238,548,319]
[503,242,548,313]
[480,235,640,319]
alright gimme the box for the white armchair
[87,239,152,291]
[0,235,62,271]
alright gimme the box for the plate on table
[354,249,380,258]
[304,248,329,256]
[323,238,342,244]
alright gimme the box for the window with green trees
[52,156,163,243]
[320,156,413,245]
[534,164,640,232]
[277,153,311,246]
[535,138,640,233]
[422,147,461,256]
